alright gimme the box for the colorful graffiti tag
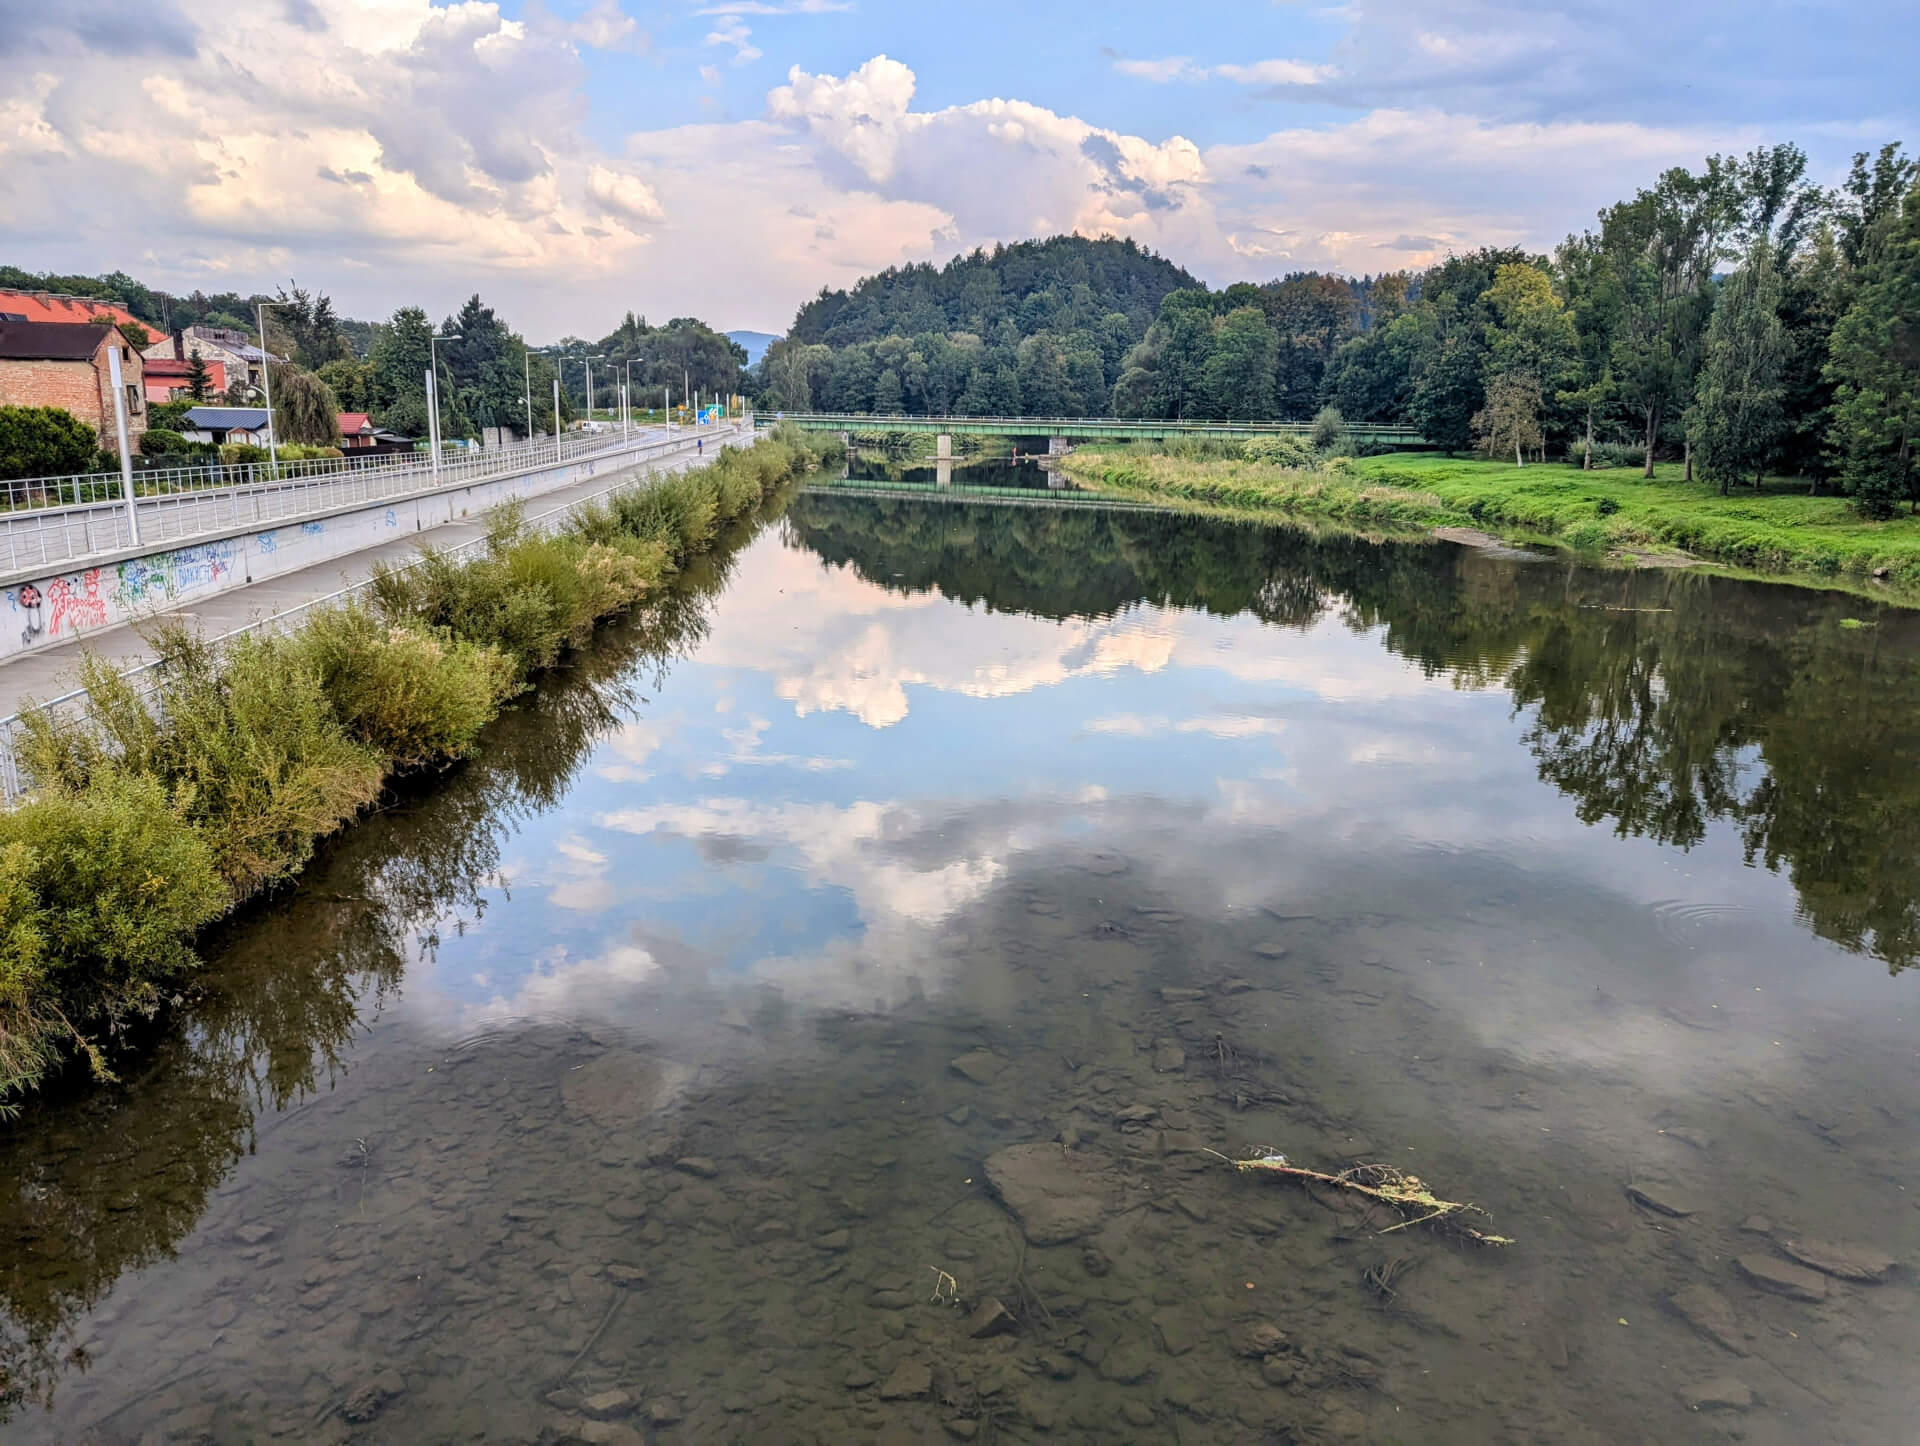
[114,539,238,609]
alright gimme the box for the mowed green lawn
[1065,446,1920,596]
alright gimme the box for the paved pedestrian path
[0,436,724,722]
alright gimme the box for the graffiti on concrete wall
[48,571,107,636]
[113,539,238,608]
[4,569,107,645]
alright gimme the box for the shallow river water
[5,482,1920,1444]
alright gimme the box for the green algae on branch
[1062,447,1920,601]
[1212,1150,1515,1246]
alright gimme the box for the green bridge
[760,413,1428,450]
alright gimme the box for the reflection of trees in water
[0,513,763,1419]
[786,495,1920,974]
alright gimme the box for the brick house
[143,354,228,404]
[0,320,147,447]
[143,325,275,400]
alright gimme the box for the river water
[4,478,1918,1444]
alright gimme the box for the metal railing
[762,413,1427,439]
[0,419,748,579]
[0,431,739,800]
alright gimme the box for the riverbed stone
[966,1297,1014,1338]
[561,1052,690,1129]
[1159,988,1207,1002]
[1678,1378,1754,1412]
[1626,1182,1698,1218]
[1152,1041,1186,1073]
[673,1156,718,1179]
[1667,1284,1747,1356]
[1778,1238,1899,1283]
[1734,1254,1827,1301]
[581,1390,633,1419]
[879,1360,932,1400]
[984,1143,1117,1245]
[341,1369,405,1424]
[1098,1341,1155,1384]
[949,1051,1004,1085]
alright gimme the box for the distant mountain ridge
[726,330,780,365]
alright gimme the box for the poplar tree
[1826,182,1920,517]
[1690,243,1787,494]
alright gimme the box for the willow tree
[269,362,343,447]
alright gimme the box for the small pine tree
[185,351,212,402]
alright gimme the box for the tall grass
[1066,445,1920,594]
[0,428,834,1111]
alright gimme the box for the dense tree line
[757,236,1200,417]
[760,143,1919,516]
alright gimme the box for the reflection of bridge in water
[799,475,1163,511]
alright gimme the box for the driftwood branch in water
[1209,1151,1515,1246]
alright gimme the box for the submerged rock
[1152,1041,1186,1073]
[562,1052,690,1129]
[1666,1284,1747,1356]
[949,1051,1005,1086]
[967,1297,1015,1338]
[879,1360,932,1400]
[1625,1182,1699,1218]
[1159,988,1207,1003]
[984,1143,1117,1245]
[1734,1254,1827,1302]
[1777,1238,1899,1283]
[341,1370,406,1424]
[1678,1378,1754,1412]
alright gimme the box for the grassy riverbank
[1064,447,1920,595]
[0,428,838,1111]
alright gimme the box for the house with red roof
[0,287,143,331]
[143,354,228,404]
[338,412,376,448]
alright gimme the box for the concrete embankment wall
[0,440,700,664]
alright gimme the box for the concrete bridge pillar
[1048,436,1069,457]
[936,432,952,460]
[936,459,952,487]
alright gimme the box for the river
[3,473,1917,1443]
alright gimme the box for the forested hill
[789,236,1201,350]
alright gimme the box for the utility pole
[523,349,534,449]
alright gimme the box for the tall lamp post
[427,331,463,478]
[523,348,535,450]
[254,300,290,467]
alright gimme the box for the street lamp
[582,354,605,431]
[255,300,291,466]
[622,359,642,439]
[427,332,462,470]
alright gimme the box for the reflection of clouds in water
[598,796,1004,927]
[457,940,662,1029]
[700,716,853,778]
[547,832,615,912]
[698,545,1182,727]
[597,719,668,783]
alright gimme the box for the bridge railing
[0,422,737,580]
[0,430,740,801]
[761,412,1426,438]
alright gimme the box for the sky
[0,1,1910,343]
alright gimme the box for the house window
[126,383,144,415]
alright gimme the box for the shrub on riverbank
[1065,446,1920,593]
[0,428,833,1110]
